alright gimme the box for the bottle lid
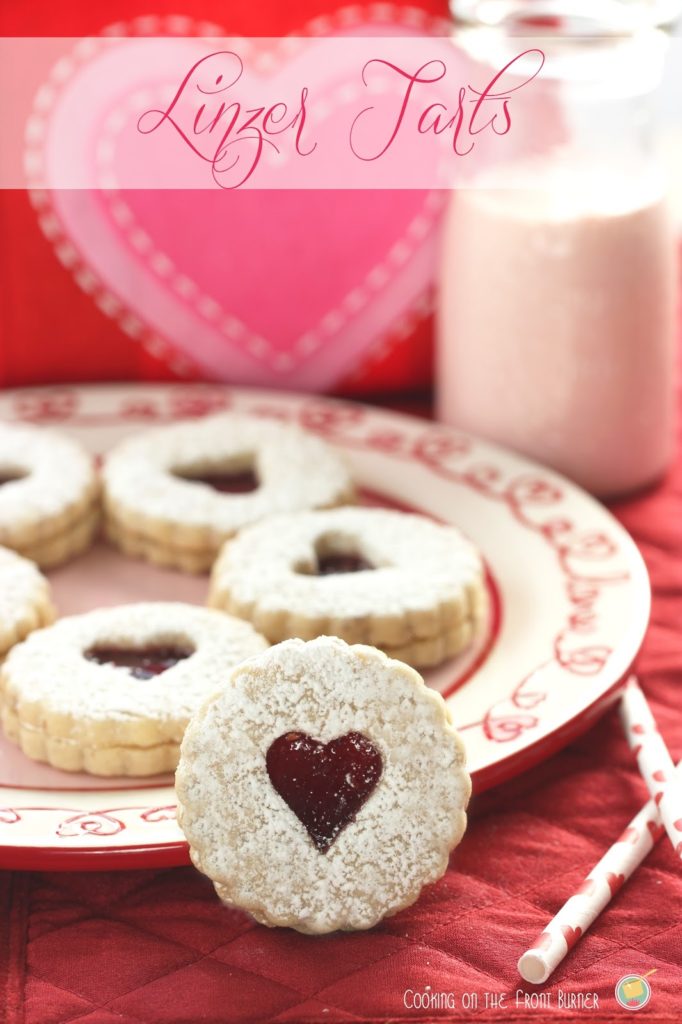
[450,1,682,34]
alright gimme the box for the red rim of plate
[0,385,649,869]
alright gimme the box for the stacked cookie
[0,421,99,652]
[1,602,267,776]
[102,414,355,572]
[0,546,56,657]
[0,422,99,568]
[208,506,487,668]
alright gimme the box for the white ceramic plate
[0,384,649,868]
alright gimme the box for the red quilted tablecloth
[2,411,682,1024]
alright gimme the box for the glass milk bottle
[438,3,678,496]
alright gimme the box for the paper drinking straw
[518,769,676,985]
[620,677,682,859]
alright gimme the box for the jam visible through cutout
[0,470,27,487]
[173,461,259,494]
[84,646,194,680]
[266,731,383,853]
[316,553,374,575]
[296,533,375,576]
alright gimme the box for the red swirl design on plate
[56,811,126,837]
[298,401,365,435]
[361,429,406,453]
[412,431,472,465]
[482,713,540,743]
[462,665,547,744]
[120,398,164,420]
[12,389,79,422]
[508,475,563,509]
[168,389,232,419]
[553,642,612,676]
[0,805,180,837]
[141,805,177,822]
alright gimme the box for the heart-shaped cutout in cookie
[316,553,375,575]
[266,731,382,852]
[85,645,193,680]
[173,468,260,494]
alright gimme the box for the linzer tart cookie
[0,422,99,568]
[209,506,487,667]
[0,602,268,776]
[0,546,56,657]
[102,413,354,573]
[176,636,471,933]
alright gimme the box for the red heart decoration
[561,925,582,951]
[647,820,665,842]
[674,819,682,832]
[606,872,625,896]
[266,731,382,853]
[631,724,646,735]
[652,770,667,782]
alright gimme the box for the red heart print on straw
[518,763,677,985]
[620,676,682,859]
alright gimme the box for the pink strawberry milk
[438,10,678,497]
[438,167,676,496]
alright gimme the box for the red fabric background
[0,0,449,396]
[1,402,681,1024]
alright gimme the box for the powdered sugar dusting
[1,603,268,742]
[0,546,52,645]
[103,414,353,534]
[211,506,485,629]
[0,423,97,542]
[176,636,471,933]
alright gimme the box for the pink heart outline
[26,9,452,390]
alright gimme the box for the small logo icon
[615,974,653,1010]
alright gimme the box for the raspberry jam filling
[174,468,259,493]
[266,731,382,853]
[84,645,194,680]
[316,553,374,575]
